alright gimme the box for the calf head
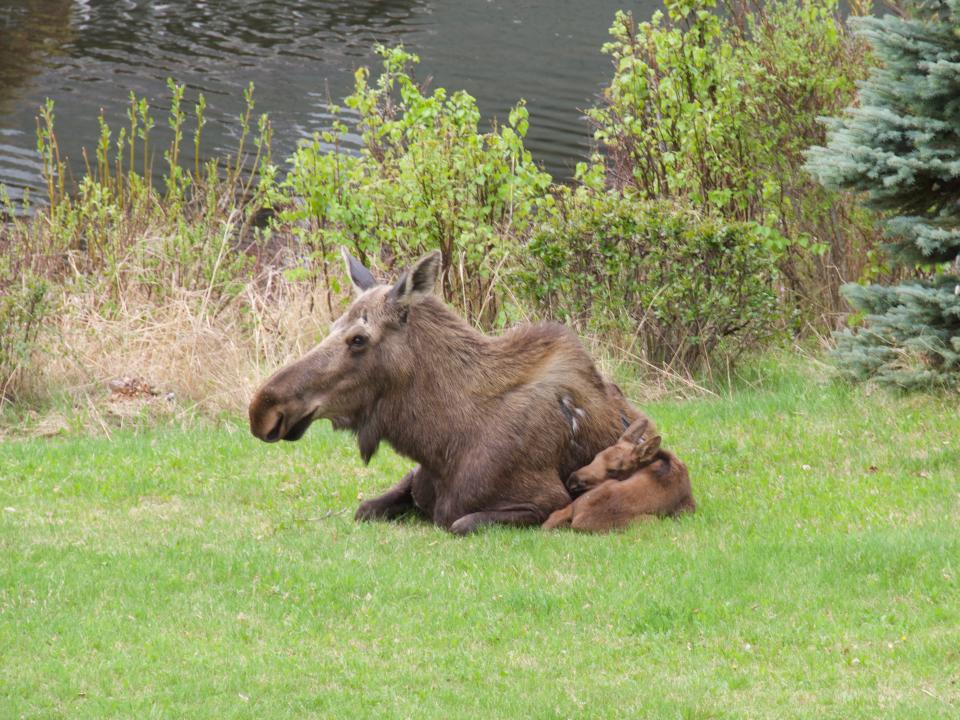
[248,249,441,444]
[567,416,662,488]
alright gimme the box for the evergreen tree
[806,0,960,388]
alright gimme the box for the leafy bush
[523,188,783,370]
[0,269,49,401]
[1,10,885,413]
[28,85,274,307]
[283,46,552,326]
[586,0,876,326]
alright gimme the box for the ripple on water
[0,0,659,201]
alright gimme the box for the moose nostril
[265,414,283,442]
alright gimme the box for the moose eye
[348,334,367,349]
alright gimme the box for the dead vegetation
[16,276,336,425]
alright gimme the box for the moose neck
[373,297,490,471]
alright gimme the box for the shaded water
[0,0,660,204]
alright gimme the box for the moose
[249,249,651,534]
[543,416,695,532]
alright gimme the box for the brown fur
[543,417,696,533]
[248,250,645,534]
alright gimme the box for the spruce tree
[806,0,960,389]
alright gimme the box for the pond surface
[0,0,659,204]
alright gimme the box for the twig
[84,391,112,439]
[920,687,953,707]
[475,250,511,328]
[309,509,349,522]
[611,343,718,397]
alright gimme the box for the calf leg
[569,479,635,533]
[542,504,574,530]
[571,507,655,533]
[355,467,421,522]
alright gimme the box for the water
[0,1,664,205]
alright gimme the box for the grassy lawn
[2,361,958,718]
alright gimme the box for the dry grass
[4,261,746,439]
[29,275,337,420]
[5,237,715,429]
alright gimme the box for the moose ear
[629,434,662,468]
[341,247,377,293]
[389,250,442,307]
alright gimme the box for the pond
[0,0,660,205]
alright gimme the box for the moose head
[248,249,442,444]
[565,416,662,492]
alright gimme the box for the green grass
[2,362,958,718]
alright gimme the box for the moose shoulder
[248,249,645,534]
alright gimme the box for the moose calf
[543,417,695,532]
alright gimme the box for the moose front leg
[355,467,420,521]
[449,509,548,536]
[444,471,571,535]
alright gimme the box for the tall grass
[1,81,336,413]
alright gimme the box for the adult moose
[248,249,646,534]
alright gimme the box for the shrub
[523,188,783,371]
[586,0,876,327]
[0,270,49,402]
[28,84,275,307]
[283,46,552,327]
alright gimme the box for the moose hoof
[566,477,601,497]
[449,515,481,535]
[355,500,390,522]
[565,480,588,496]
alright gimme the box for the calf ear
[389,250,442,307]
[620,415,654,444]
[341,247,377,293]
[629,434,662,467]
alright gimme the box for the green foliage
[18,83,276,305]
[0,270,49,401]
[807,0,960,388]
[523,188,783,369]
[4,14,892,402]
[587,0,876,321]
[283,46,552,326]
[163,78,189,204]
[834,278,960,388]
